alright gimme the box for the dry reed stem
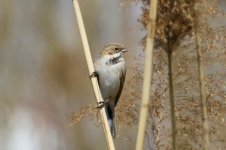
[168,49,176,150]
[72,1,115,149]
[136,0,158,150]
[194,21,209,150]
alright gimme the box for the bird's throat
[109,55,122,65]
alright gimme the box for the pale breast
[94,56,125,100]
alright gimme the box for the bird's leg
[89,71,99,79]
[96,98,111,110]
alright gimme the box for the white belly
[98,68,121,100]
[94,56,125,100]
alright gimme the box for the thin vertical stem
[168,50,176,150]
[136,0,158,150]
[195,23,209,150]
[72,1,115,150]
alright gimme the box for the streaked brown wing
[115,71,126,106]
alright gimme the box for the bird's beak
[121,48,127,53]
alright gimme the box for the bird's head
[101,43,127,56]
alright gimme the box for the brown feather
[115,71,126,106]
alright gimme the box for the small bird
[91,43,127,138]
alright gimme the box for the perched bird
[91,43,127,138]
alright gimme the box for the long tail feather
[105,104,116,138]
[108,119,116,138]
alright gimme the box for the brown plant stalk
[136,0,158,149]
[168,46,176,150]
[194,18,209,150]
[72,0,115,149]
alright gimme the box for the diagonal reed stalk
[136,0,158,150]
[194,20,209,150]
[72,0,115,149]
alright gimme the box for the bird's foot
[89,71,99,79]
[96,99,110,110]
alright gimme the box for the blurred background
[0,0,144,149]
[1,0,226,150]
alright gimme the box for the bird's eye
[115,47,119,50]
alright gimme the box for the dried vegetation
[69,0,226,149]
[138,0,226,149]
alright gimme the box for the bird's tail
[105,104,116,138]
[108,118,116,138]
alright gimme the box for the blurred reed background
[1,0,226,150]
[0,0,143,149]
